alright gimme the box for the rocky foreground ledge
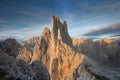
[0,38,50,80]
[0,16,120,80]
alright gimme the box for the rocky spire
[51,16,59,47]
[59,20,73,47]
[42,27,51,41]
[51,16,73,48]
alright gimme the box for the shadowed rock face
[51,16,73,48]
[0,38,19,57]
[0,39,50,80]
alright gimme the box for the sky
[0,0,120,41]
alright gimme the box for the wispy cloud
[83,21,120,37]
[89,2,120,11]
[11,6,53,18]
[0,5,53,41]
[0,23,51,40]
[75,0,120,11]
[0,5,53,28]
[71,16,105,25]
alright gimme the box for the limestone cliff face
[17,47,33,63]
[28,16,82,80]
[15,16,84,80]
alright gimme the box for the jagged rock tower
[51,16,73,49]
[29,16,83,80]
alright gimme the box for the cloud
[0,5,53,41]
[83,21,120,37]
[0,23,51,41]
[89,1,120,11]
[71,16,105,25]
[0,5,53,29]
[75,0,120,11]
[11,6,53,19]
[0,34,22,41]
[73,0,120,22]
[0,34,13,39]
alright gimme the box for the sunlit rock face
[28,16,83,80]
[16,16,83,80]
[17,47,33,63]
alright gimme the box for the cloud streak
[0,0,120,40]
[89,1,120,11]
[83,21,120,37]
[0,23,51,40]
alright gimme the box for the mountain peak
[42,27,51,37]
[51,16,73,47]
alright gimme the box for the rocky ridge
[72,37,120,66]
